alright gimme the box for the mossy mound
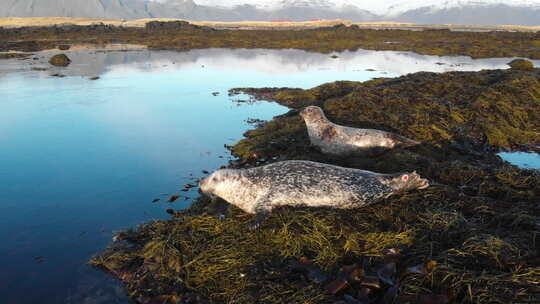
[508,59,535,69]
[232,68,540,159]
[92,67,540,304]
[48,53,71,66]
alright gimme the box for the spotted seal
[199,160,429,226]
[300,106,420,156]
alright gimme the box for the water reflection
[2,48,539,80]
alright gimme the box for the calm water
[1,48,539,303]
[499,152,540,170]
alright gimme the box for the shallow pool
[499,152,540,170]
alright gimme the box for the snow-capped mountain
[375,0,540,16]
[192,0,540,25]
[193,0,363,11]
[2,0,540,26]
[195,0,540,25]
[194,0,540,15]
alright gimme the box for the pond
[0,47,538,303]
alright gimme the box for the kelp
[91,65,540,303]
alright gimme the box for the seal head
[381,171,430,193]
[200,169,261,214]
[299,106,328,125]
[199,169,237,196]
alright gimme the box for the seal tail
[392,134,421,148]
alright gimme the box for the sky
[191,0,540,15]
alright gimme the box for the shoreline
[2,20,540,60]
[1,17,539,32]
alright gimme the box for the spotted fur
[199,160,429,216]
[300,106,420,156]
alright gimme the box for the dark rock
[58,44,71,50]
[145,21,205,32]
[89,76,100,80]
[168,195,182,203]
[49,54,71,67]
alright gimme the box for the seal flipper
[250,212,270,230]
[249,196,274,230]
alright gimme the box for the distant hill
[394,4,540,26]
[2,0,540,26]
[1,0,149,19]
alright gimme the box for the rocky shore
[91,63,540,304]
